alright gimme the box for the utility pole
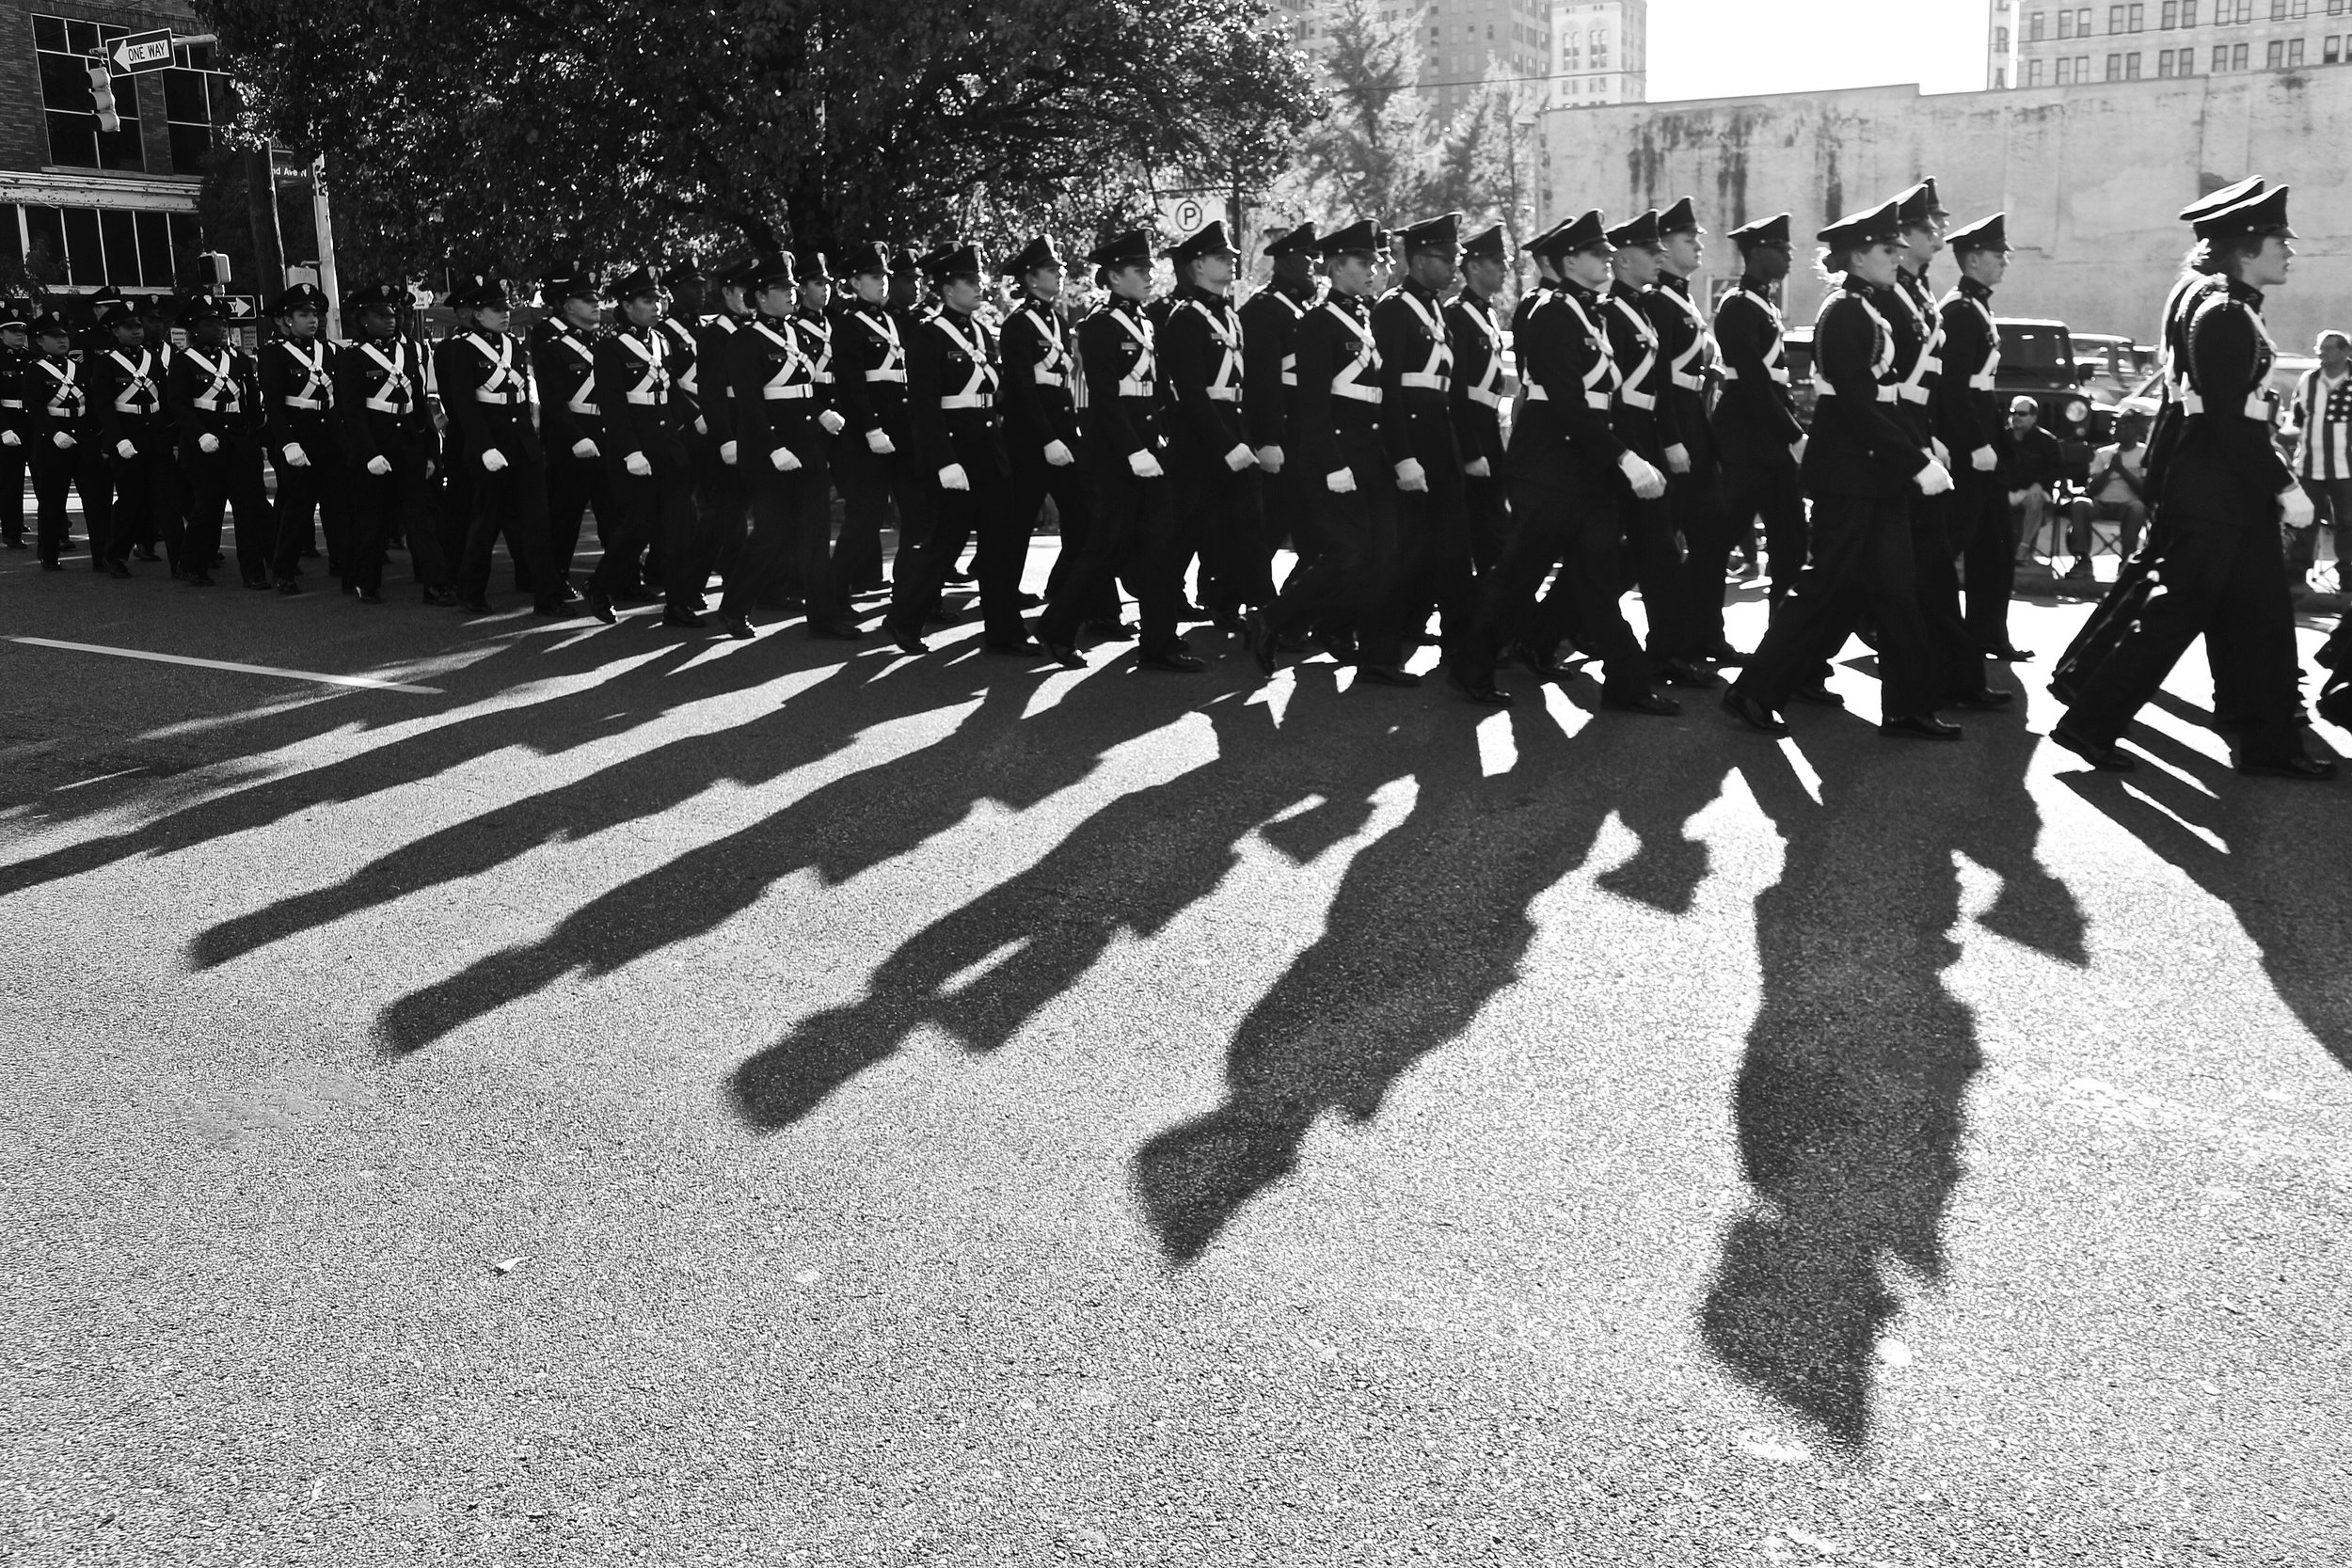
[311,154,341,339]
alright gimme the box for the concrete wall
[1536,71,2352,353]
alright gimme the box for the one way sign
[106,29,175,74]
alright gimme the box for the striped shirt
[2291,365,2352,481]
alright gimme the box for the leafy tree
[1292,0,1427,221]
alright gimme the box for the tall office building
[2004,0,2352,87]
[1272,0,1647,114]
[1551,0,1647,107]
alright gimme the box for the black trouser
[1463,465,1510,576]
[1733,492,1938,721]
[832,435,896,591]
[28,435,110,565]
[693,436,750,588]
[267,424,340,580]
[1012,437,1115,623]
[1041,460,1182,653]
[182,436,272,579]
[457,431,558,606]
[1390,462,1475,657]
[1,436,24,543]
[1622,485,1691,661]
[2062,510,2303,764]
[1174,445,1275,617]
[1952,463,2015,648]
[1723,457,1806,600]
[104,423,179,568]
[1912,493,1985,701]
[1672,459,1740,655]
[544,439,608,592]
[1266,455,1405,663]
[889,436,1021,645]
[345,437,449,594]
[1459,481,1648,696]
[596,444,698,610]
[723,438,845,626]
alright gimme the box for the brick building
[2001,0,2352,87]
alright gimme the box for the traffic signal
[86,57,120,134]
[197,252,231,288]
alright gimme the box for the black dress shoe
[985,638,1043,657]
[1601,689,1681,717]
[2,537,24,551]
[923,608,965,627]
[1657,657,1723,689]
[1984,644,2035,662]
[356,588,386,605]
[532,599,574,618]
[2234,753,2338,781]
[665,606,708,629]
[243,576,273,591]
[1444,665,1513,707]
[808,618,862,640]
[1014,591,1044,610]
[135,546,161,562]
[1312,630,1360,662]
[39,560,63,573]
[2048,722,2135,771]
[1041,641,1088,670]
[421,586,459,608]
[1245,610,1278,677]
[90,557,108,573]
[1882,715,1964,740]
[185,571,215,587]
[1137,646,1205,673]
[893,631,930,657]
[1510,641,1571,679]
[1720,688,1789,736]
[1356,664,1422,688]
[1789,682,1844,707]
[108,562,132,579]
[586,592,618,625]
[722,614,757,641]
[277,578,300,595]
[1948,688,2014,711]
[942,569,977,586]
[1705,641,1750,666]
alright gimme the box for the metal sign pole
[311,154,341,340]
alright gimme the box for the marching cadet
[1444,222,1512,574]
[1160,220,1270,629]
[1371,209,1474,663]
[433,276,485,586]
[130,296,183,564]
[1710,214,1807,600]
[720,251,858,641]
[336,281,455,604]
[1239,220,1317,577]
[997,235,1101,624]
[654,260,710,609]
[442,275,564,615]
[1247,219,1422,688]
[1446,213,1674,712]
[0,298,27,552]
[832,241,909,594]
[532,273,608,603]
[258,283,341,593]
[885,242,1029,656]
[888,246,924,319]
[588,264,702,627]
[1602,209,1712,688]
[1037,230,1190,670]
[168,295,271,591]
[1646,197,1740,664]
[2053,183,2335,780]
[23,311,110,573]
[692,256,759,594]
[787,245,845,598]
[1934,212,2022,658]
[89,298,178,578]
[1722,200,1957,741]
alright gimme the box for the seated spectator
[2065,410,2151,578]
[2286,328,2352,587]
[2005,395,2065,563]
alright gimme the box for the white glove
[481,449,509,473]
[1931,439,1950,467]
[1915,459,1955,497]
[1043,439,1073,467]
[626,451,653,477]
[818,409,846,436]
[1225,442,1257,473]
[53,433,74,450]
[365,454,392,476]
[284,444,310,467]
[571,437,598,460]
[940,463,971,491]
[117,438,138,461]
[0,431,19,448]
[771,446,802,472]
[1128,451,1164,479]
[1970,444,1998,473]
[1789,436,1806,465]
[1464,456,1491,478]
[2280,484,2317,529]
[1618,451,1666,500]
[866,428,895,455]
[1663,443,1692,475]
[694,416,707,436]
[1326,467,1357,495]
[1394,457,1428,492]
[199,433,221,454]
[721,439,739,467]
[1255,445,1284,474]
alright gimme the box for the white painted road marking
[8,638,445,695]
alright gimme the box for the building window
[2329,34,2344,56]
[2107,49,2124,71]
[2079,6,2095,27]
[2289,33,2308,56]
[2162,0,2177,21]
[9,201,198,288]
[2110,2,2126,24]
[1997,24,2010,47]
[2182,0,2199,20]
[2265,36,2283,58]
[1995,64,2009,83]
[162,45,231,176]
[2030,8,2048,35]
[2159,43,2176,67]
[2029,55,2048,79]
[30,13,146,171]
[2233,39,2249,61]
[2128,46,2145,68]
[2058,53,2075,77]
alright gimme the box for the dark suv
[1995,318,2111,482]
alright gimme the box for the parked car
[1997,318,2112,483]
[1786,327,1816,425]
[2112,354,2313,459]
[2069,332,2156,402]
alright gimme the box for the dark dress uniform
[830,247,910,593]
[692,278,756,588]
[167,306,272,588]
[721,260,853,636]
[656,291,710,604]
[336,286,453,601]
[1710,221,1807,600]
[592,268,699,620]
[1443,237,1511,574]
[1936,254,2012,651]
[1645,200,1736,658]
[886,244,1025,650]
[0,303,26,551]
[1160,224,1272,624]
[1450,214,1664,707]
[2058,184,2328,777]
[441,284,561,611]
[1037,233,1185,665]
[1371,214,1473,661]
[89,327,181,573]
[1239,228,1318,571]
[1600,222,1698,672]
[258,286,342,588]
[997,240,1100,622]
[532,286,609,596]
[21,320,110,569]
[1728,203,1947,732]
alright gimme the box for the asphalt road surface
[3,520,2347,1566]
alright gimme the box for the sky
[1644,0,1992,103]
